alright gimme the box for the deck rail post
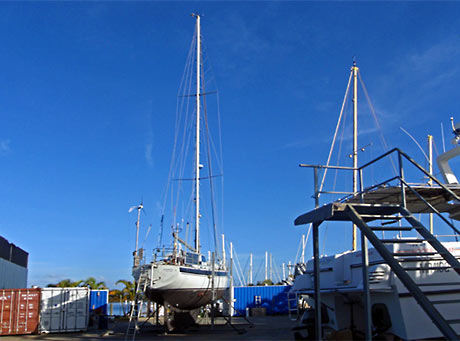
[398,150,407,208]
[312,221,322,340]
[361,231,371,340]
[313,167,319,207]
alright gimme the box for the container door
[0,289,40,335]
[0,290,14,335]
[40,288,65,333]
[64,288,88,331]
[40,288,89,333]
[15,289,40,334]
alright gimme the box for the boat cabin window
[185,252,199,265]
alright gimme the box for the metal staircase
[346,203,460,340]
[295,148,460,339]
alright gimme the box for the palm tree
[257,279,274,286]
[115,279,136,316]
[82,276,107,289]
[115,279,135,301]
[47,279,83,287]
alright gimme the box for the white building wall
[0,258,27,289]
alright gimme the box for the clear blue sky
[1,1,460,288]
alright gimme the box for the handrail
[339,175,400,203]
[400,178,460,236]
[399,149,460,202]
[301,147,460,237]
[357,148,460,202]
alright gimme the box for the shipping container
[89,290,108,315]
[0,288,40,335]
[0,258,28,289]
[39,287,89,333]
[232,285,291,316]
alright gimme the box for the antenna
[129,202,144,267]
[400,127,430,163]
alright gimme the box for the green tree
[47,279,82,288]
[257,279,274,286]
[82,276,107,289]
[109,289,124,303]
[115,279,135,301]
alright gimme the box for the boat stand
[297,148,460,340]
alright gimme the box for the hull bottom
[145,287,227,310]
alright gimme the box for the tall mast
[249,253,253,284]
[352,61,359,251]
[265,251,268,281]
[428,135,433,233]
[301,234,306,263]
[194,14,201,253]
[135,204,142,253]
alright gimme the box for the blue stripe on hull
[179,267,228,276]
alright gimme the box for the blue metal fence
[233,285,291,316]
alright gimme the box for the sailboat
[132,14,228,329]
[290,63,460,340]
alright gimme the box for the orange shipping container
[0,288,40,335]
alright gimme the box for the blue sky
[1,1,460,288]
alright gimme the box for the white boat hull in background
[133,263,228,310]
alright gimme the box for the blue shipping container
[89,290,108,315]
[233,285,291,316]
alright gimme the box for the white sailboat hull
[134,263,229,310]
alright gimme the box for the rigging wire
[157,29,197,248]
[231,245,246,286]
[253,258,264,284]
[322,94,349,255]
[294,234,302,264]
[272,257,281,283]
[201,61,220,256]
[358,71,398,176]
[201,37,225,235]
[318,70,353,196]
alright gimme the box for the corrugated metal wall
[89,290,108,315]
[0,258,27,289]
[0,236,28,268]
[233,285,291,316]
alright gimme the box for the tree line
[47,277,135,303]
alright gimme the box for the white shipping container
[39,287,89,333]
[0,258,27,289]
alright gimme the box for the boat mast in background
[352,61,359,251]
[428,134,434,233]
[193,13,202,254]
